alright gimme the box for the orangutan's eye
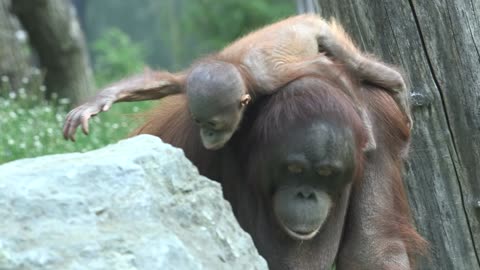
[207,121,216,128]
[287,164,304,174]
[316,166,333,177]
[316,164,342,177]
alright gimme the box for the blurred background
[2,2,478,269]
[0,0,295,164]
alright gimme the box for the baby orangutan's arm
[63,70,184,141]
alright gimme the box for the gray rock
[0,135,267,270]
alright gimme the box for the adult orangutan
[133,70,425,269]
[63,14,410,153]
[62,14,424,269]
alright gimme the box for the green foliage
[0,29,154,164]
[85,0,295,69]
[0,80,154,164]
[85,0,177,69]
[92,28,146,86]
[182,0,294,54]
[1,1,296,164]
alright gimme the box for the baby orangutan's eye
[207,121,216,128]
[287,164,303,174]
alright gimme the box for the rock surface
[0,135,267,270]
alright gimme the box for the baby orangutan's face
[190,96,249,150]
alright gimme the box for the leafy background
[0,0,294,163]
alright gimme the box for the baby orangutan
[63,14,410,150]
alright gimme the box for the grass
[0,75,156,164]
[0,28,156,165]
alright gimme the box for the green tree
[182,0,294,55]
[92,28,145,86]
[85,0,294,70]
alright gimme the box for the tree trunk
[312,0,480,269]
[0,0,31,91]
[70,0,87,31]
[11,0,95,105]
[295,0,320,14]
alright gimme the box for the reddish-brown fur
[133,70,425,268]
[59,13,421,268]
[244,74,368,188]
[63,14,411,143]
[362,86,427,260]
[134,95,218,177]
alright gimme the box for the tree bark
[314,0,480,269]
[296,0,320,14]
[0,0,31,91]
[11,0,94,105]
[70,0,86,31]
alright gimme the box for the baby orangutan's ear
[240,94,251,107]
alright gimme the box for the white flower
[59,98,71,105]
[55,113,63,122]
[34,141,43,148]
[15,30,27,42]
